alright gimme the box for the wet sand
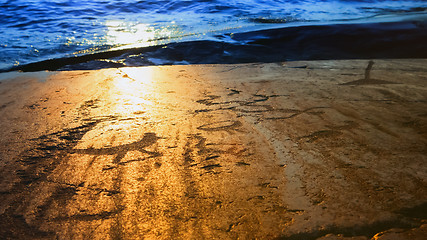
[0,59,426,239]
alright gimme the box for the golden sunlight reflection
[110,67,155,115]
[105,20,178,49]
[74,67,157,149]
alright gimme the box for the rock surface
[0,60,426,239]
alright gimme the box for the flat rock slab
[0,59,426,239]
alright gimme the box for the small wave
[249,17,297,24]
[2,0,427,71]
[2,20,426,72]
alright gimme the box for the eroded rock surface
[0,60,426,239]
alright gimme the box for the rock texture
[0,59,426,239]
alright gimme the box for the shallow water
[1,0,426,71]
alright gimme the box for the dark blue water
[1,0,427,71]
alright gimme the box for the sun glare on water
[105,20,178,49]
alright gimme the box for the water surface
[1,0,426,71]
